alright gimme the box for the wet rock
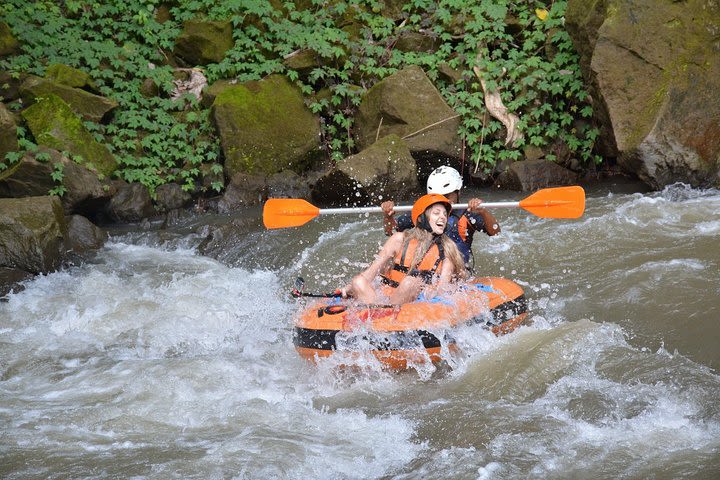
[66,214,107,252]
[218,173,268,212]
[495,159,578,191]
[0,196,67,274]
[267,170,311,199]
[0,149,114,216]
[0,267,33,299]
[566,0,720,189]
[312,134,419,205]
[108,183,156,223]
[155,183,192,213]
[196,217,262,261]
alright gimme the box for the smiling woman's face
[425,203,448,235]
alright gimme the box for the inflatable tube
[293,277,528,370]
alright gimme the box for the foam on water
[0,242,428,479]
[2,186,720,479]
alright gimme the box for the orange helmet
[411,193,452,228]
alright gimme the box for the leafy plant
[48,161,66,197]
[0,0,600,190]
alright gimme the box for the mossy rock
[21,94,117,178]
[174,20,234,66]
[311,134,419,205]
[45,64,99,92]
[211,75,322,176]
[20,75,117,123]
[0,195,67,274]
[0,22,19,57]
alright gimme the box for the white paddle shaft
[318,202,520,215]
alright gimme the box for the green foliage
[1,0,600,189]
[48,161,66,197]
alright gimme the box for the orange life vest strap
[381,236,445,287]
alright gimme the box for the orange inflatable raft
[293,277,528,370]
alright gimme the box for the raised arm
[381,200,397,236]
[467,197,501,236]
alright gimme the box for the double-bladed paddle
[263,186,585,229]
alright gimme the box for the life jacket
[382,236,445,288]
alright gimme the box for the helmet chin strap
[416,214,443,237]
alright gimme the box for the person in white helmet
[381,166,500,271]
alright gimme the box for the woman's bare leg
[350,274,377,303]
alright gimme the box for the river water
[1,181,719,479]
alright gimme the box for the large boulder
[217,173,268,212]
[21,94,118,177]
[107,182,156,223]
[0,196,67,274]
[495,159,578,191]
[0,149,114,215]
[566,0,720,189]
[155,183,192,213]
[20,75,117,123]
[311,134,419,205]
[174,20,234,66]
[0,103,18,163]
[66,214,107,252]
[211,75,323,177]
[354,65,463,163]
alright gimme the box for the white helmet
[426,166,463,195]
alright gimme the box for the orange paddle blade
[263,198,321,229]
[518,186,585,219]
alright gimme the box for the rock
[174,20,234,66]
[0,196,67,274]
[394,32,437,53]
[0,70,27,102]
[155,183,192,212]
[196,217,262,262]
[217,173,268,212]
[20,75,118,123]
[0,267,33,299]
[566,0,720,189]
[311,134,419,205]
[108,183,156,223]
[201,79,237,108]
[0,22,19,57]
[44,64,99,92]
[495,159,578,191]
[0,149,113,216]
[66,214,107,252]
[282,49,320,76]
[267,170,312,199]
[211,75,323,177]
[21,94,118,177]
[354,65,463,163]
[0,103,18,163]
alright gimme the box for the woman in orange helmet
[342,194,467,305]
